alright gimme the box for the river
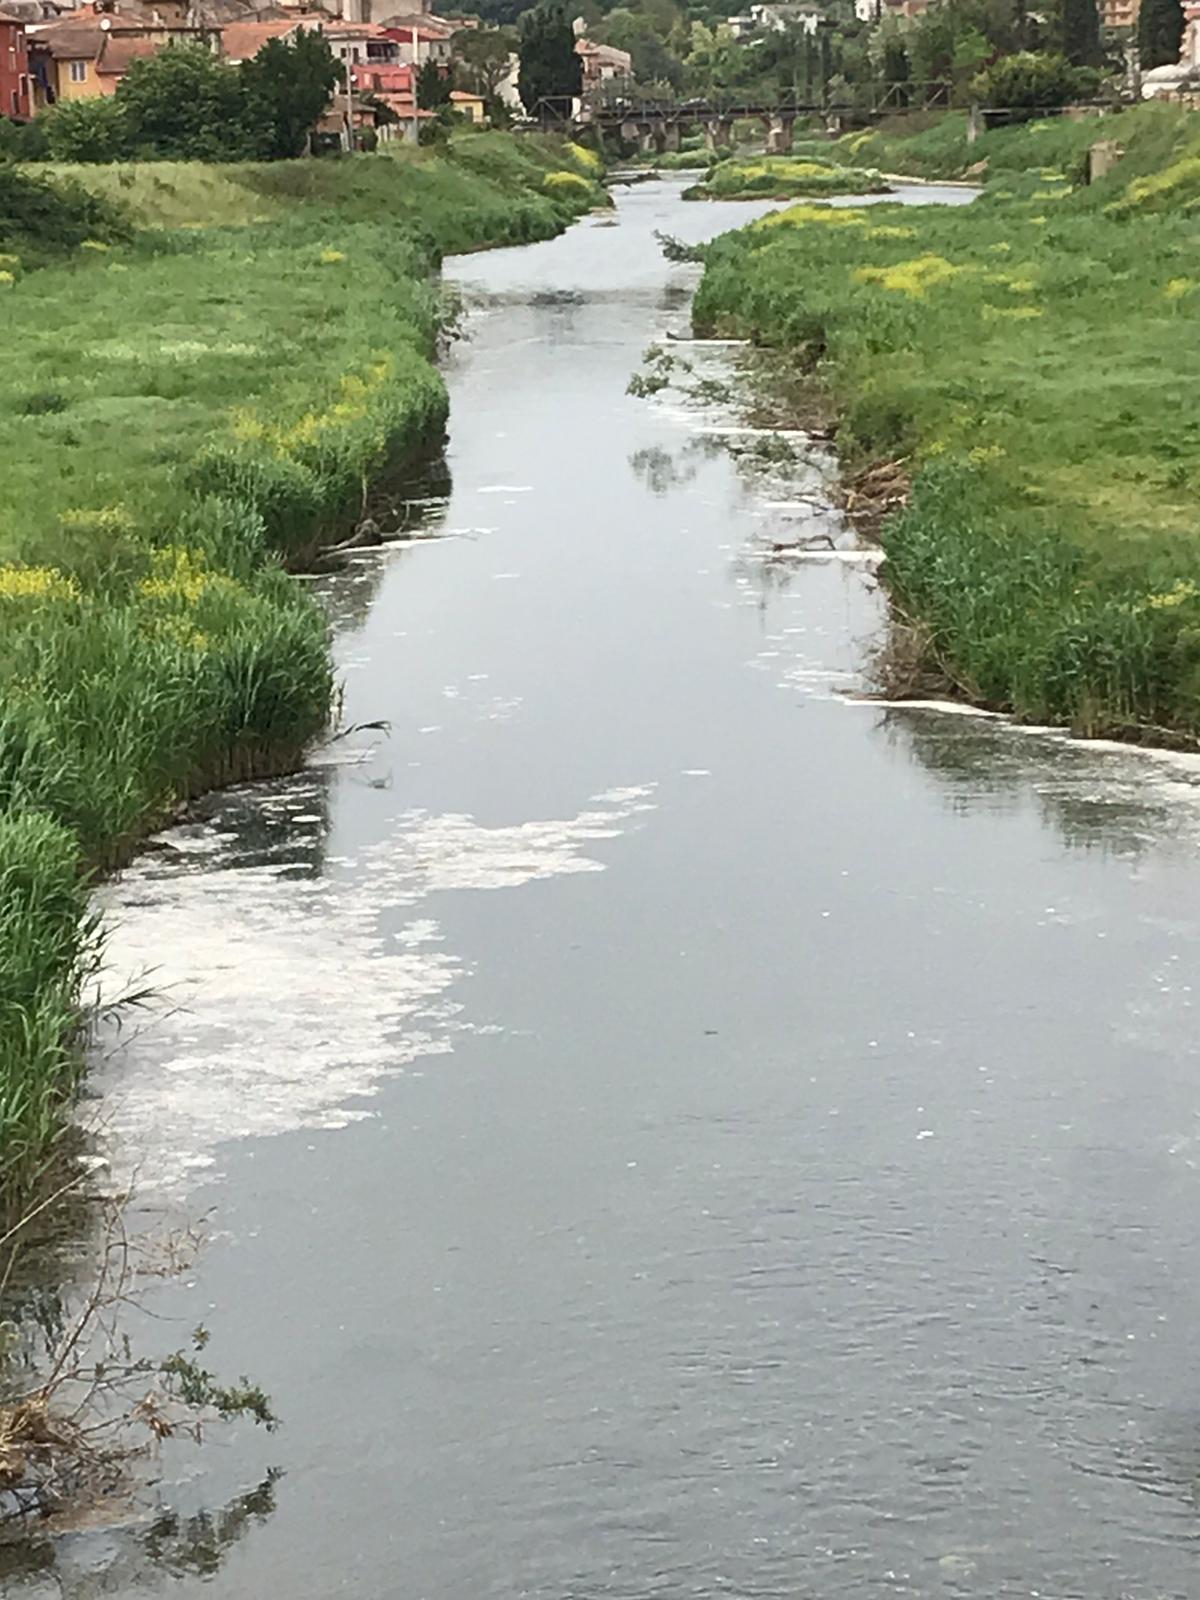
[9,176,1200,1598]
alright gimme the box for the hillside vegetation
[0,133,603,1207]
[694,104,1200,739]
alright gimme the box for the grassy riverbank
[0,134,601,1206]
[693,104,1200,740]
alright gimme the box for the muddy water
[15,179,1200,1597]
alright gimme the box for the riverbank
[693,104,1200,742]
[0,134,603,1208]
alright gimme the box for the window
[69,59,87,82]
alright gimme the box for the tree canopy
[118,43,256,161]
[517,2,582,112]
[1137,0,1184,69]
[240,31,341,160]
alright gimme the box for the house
[727,2,826,34]
[1100,0,1138,27]
[378,13,454,63]
[575,36,630,89]
[448,85,482,120]
[0,9,33,117]
[31,3,216,100]
[1185,0,1200,67]
[350,53,414,116]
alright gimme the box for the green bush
[0,164,129,254]
[0,116,49,162]
[44,97,131,164]
[970,52,1101,111]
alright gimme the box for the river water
[11,178,1200,1598]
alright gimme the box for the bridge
[532,82,954,154]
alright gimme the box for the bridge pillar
[660,121,681,153]
[704,117,734,151]
[967,102,984,145]
[637,122,665,156]
[620,118,640,145]
[765,114,795,155]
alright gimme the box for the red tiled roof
[220,15,312,59]
[96,29,184,70]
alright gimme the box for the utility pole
[343,44,356,151]
[411,22,419,144]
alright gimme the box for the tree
[417,56,452,109]
[452,25,517,102]
[117,43,256,161]
[240,31,340,160]
[43,97,129,163]
[971,48,1095,105]
[517,2,582,113]
[1138,0,1184,68]
[597,8,684,85]
[1059,0,1101,66]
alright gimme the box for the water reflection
[882,704,1200,858]
[312,455,455,640]
[0,1473,281,1595]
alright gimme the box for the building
[0,9,32,118]
[727,1,826,34]
[575,35,631,89]
[448,85,482,121]
[30,2,215,100]
[378,13,454,63]
[219,14,323,63]
[1100,0,1139,29]
[1185,0,1200,67]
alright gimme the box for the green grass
[801,100,1195,188]
[685,154,889,200]
[692,105,1200,740]
[0,132,599,1209]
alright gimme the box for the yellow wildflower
[968,443,1007,465]
[864,224,916,240]
[983,305,1045,320]
[150,613,211,650]
[80,238,111,252]
[1146,580,1199,609]
[137,545,237,607]
[853,253,966,297]
[988,241,1012,253]
[0,565,80,604]
[319,248,347,264]
[1165,277,1197,302]
[0,271,13,287]
[755,204,868,230]
[61,504,133,536]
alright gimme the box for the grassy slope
[0,133,601,1204]
[693,105,1200,739]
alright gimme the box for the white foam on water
[88,785,657,1200]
